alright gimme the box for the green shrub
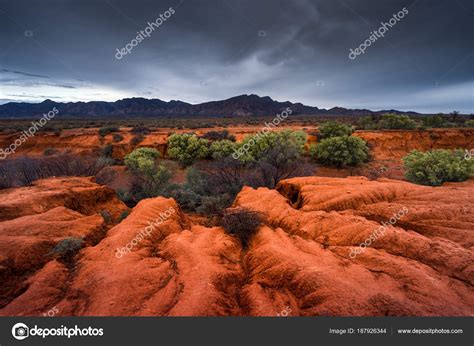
[100,210,112,223]
[167,133,209,166]
[465,120,474,127]
[202,130,236,142]
[238,130,306,162]
[319,121,353,138]
[378,114,417,130]
[209,140,237,159]
[99,126,119,137]
[221,208,262,249]
[124,148,161,174]
[101,144,114,158]
[314,136,370,168]
[403,149,474,186]
[113,133,124,142]
[131,125,150,135]
[422,114,447,128]
[358,116,379,130]
[49,237,84,262]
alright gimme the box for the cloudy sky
[0,0,472,113]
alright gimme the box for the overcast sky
[0,0,472,113]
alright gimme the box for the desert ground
[0,121,473,316]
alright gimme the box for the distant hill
[0,94,418,118]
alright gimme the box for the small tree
[358,116,378,130]
[314,136,370,168]
[319,121,353,138]
[124,148,172,204]
[449,110,460,123]
[403,149,473,186]
[422,114,447,128]
[209,140,237,159]
[239,130,306,162]
[124,147,161,175]
[167,133,209,166]
[378,114,417,130]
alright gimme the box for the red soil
[0,127,471,162]
[0,176,472,316]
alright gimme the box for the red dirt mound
[0,177,472,316]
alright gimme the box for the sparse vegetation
[403,149,474,186]
[113,133,124,142]
[221,208,262,248]
[123,147,173,205]
[167,133,209,167]
[48,237,84,263]
[209,140,237,159]
[100,210,112,223]
[319,121,353,138]
[314,136,370,168]
[99,125,120,137]
[378,114,417,130]
[124,147,161,174]
[201,130,236,142]
[0,154,113,189]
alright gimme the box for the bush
[209,140,237,159]
[99,126,119,137]
[422,114,447,128]
[49,237,84,263]
[170,158,246,214]
[201,130,236,142]
[123,148,172,204]
[358,116,379,130]
[319,121,353,138]
[314,136,370,168]
[124,147,161,174]
[238,130,306,163]
[221,208,262,248]
[167,133,209,166]
[403,149,474,186]
[131,125,150,135]
[100,210,112,223]
[252,140,313,188]
[113,133,124,142]
[0,154,112,188]
[101,144,114,158]
[131,134,144,146]
[465,120,474,127]
[378,114,417,130]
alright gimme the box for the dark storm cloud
[0,0,472,112]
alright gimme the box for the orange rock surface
[0,176,473,316]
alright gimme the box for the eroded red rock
[0,177,473,316]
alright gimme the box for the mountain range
[0,94,417,118]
